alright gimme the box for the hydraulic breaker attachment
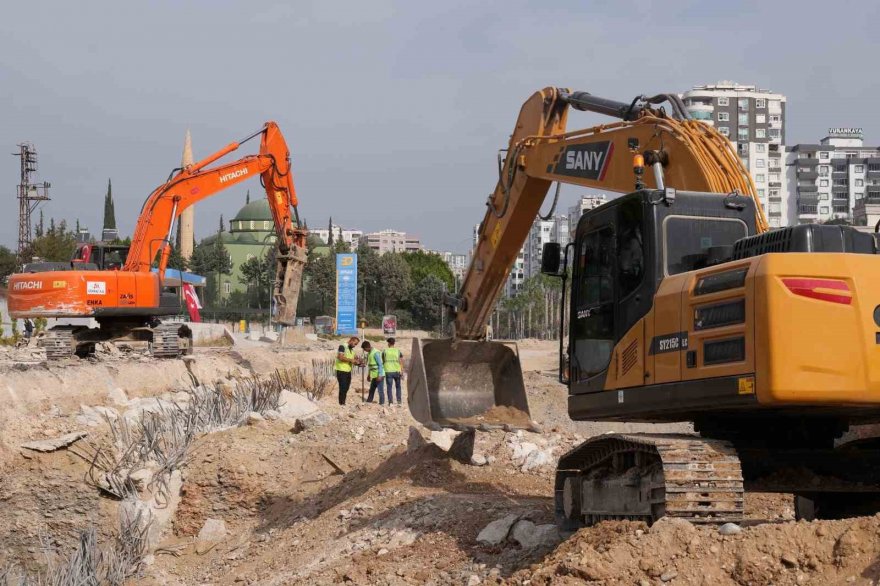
[408,338,531,430]
[273,242,308,326]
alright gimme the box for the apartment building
[359,229,422,255]
[787,129,880,224]
[311,224,364,248]
[682,81,789,228]
[436,251,468,281]
[523,215,570,279]
[567,194,607,239]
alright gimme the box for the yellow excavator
[408,87,880,527]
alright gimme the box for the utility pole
[13,143,51,259]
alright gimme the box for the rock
[246,412,265,425]
[263,409,281,421]
[21,431,87,452]
[511,441,538,461]
[510,520,560,549]
[660,570,678,582]
[196,518,228,555]
[781,552,798,568]
[476,513,520,546]
[467,575,481,586]
[521,448,553,472]
[718,522,742,536]
[527,421,543,433]
[449,429,476,463]
[292,411,332,433]
[377,548,389,556]
[429,429,460,451]
[407,426,428,452]
[639,580,651,586]
[277,390,319,422]
[470,454,488,466]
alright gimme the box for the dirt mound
[511,515,880,585]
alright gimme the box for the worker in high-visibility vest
[361,340,387,404]
[383,337,405,405]
[335,336,362,405]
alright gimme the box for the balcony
[797,170,819,180]
[799,206,818,215]
[832,185,850,194]
[768,181,783,188]
[867,187,880,197]
[798,158,820,166]
[867,170,880,179]
[798,184,818,193]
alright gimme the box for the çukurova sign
[335,253,358,335]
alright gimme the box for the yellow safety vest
[335,346,355,373]
[368,349,380,380]
[383,348,401,373]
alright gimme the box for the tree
[401,250,455,290]
[823,217,852,226]
[23,219,77,262]
[239,250,273,308]
[375,253,413,313]
[408,274,445,330]
[103,179,116,230]
[35,210,44,239]
[189,231,232,307]
[0,246,18,280]
[327,217,334,246]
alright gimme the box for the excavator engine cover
[273,244,308,326]
[408,338,531,429]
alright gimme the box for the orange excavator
[8,122,307,359]
[409,87,880,525]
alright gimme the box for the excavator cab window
[663,216,747,276]
[572,224,616,381]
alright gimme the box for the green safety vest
[335,346,355,373]
[383,348,401,373]
[368,349,381,380]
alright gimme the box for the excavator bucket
[273,244,308,326]
[408,338,531,430]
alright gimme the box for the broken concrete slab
[429,429,460,451]
[21,431,87,452]
[510,519,560,549]
[278,390,320,422]
[476,513,520,546]
[292,411,332,433]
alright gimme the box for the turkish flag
[183,284,202,322]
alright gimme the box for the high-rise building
[786,128,880,224]
[436,251,468,281]
[568,194,607,239]
[682,81,788,228]
[523,215,570,278]
[359,229,422,255]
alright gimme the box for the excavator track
[150,324,187,358]
[555,434,743,530]
[41,327,77,360]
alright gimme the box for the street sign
[335,253,358,335]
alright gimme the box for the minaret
[179,130,195,260]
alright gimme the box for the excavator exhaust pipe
[408,338,531,430]
[273,244,308,326]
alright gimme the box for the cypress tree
[103,179,116,230]
[328,216,334,246]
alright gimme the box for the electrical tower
[13,143,51,258]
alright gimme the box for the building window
[755,128,766,139]
[768,128,780,139]
[820,193,829,200]
[758,188,765,197]
[738,98,749,110]
[769,173,780,182]
[770,114,781,124]
[691,111,712,121]
[224,282,231,294]
[820,152,829,159]
[756,114,766,124]
[738,128,749,141]
[855,165,865,173]
[820,179,829,187]
[870,164,880,172]
[717,97,729,106]
[820,207,830,215]
[856,192,864,199]
[769,189,779,197]
[770,202,781,213]
[819,166,829,176]
[755,159,765,168]
[756,99,766,108]
[755,174,765,183]
[755,144,766,153]
[856,179,865,187]
[717,126,730,137]
[738,113,748,125]
[717,112,730,122]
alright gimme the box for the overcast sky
[1,0,877,253]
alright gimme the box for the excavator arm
[456,87,766,339]
[124,122,307,325]
[409,87,767,429]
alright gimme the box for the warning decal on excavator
[553,141,614,181]
[737,376,755,395]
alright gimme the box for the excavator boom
[409,87,765,429]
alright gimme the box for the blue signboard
[335,253,358,335]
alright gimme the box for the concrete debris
[264,409,281,421]
[21,431,87,452]
[509,519,560,549]
[76,404,119,427]
[128,468,152,491]
[407,426,428,452]
[278,390,319,422]
[292,411,332,434]
[429,429,460,451]
[196,518,228,555]
[718,522,742,536]
[476,513,520,546]
[470,454,488,466]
